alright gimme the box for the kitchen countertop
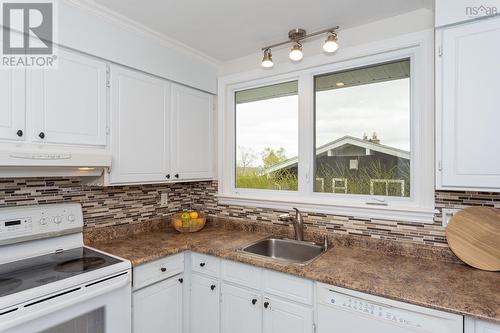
[87,221,500,324]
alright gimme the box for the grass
[236,168,298,191]
[236,159,410,197]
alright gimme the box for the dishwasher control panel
[317,285,463,333]
[327,292,425,329]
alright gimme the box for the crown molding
[63,0,221,65]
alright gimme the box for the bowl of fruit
[172,211,206,233]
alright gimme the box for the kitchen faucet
[279,208,304,241]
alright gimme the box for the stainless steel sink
[240,238,325,265]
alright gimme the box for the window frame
[218,32,435,223]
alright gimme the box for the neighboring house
[263,135,410,196]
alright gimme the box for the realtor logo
[465,5,498,17]
[1,0,57,68]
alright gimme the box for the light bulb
[261,49,274,68]
[289,43,303,62]
[323,33,339,53]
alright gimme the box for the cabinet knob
[210,284,216,291]
[174,174,179,179]
[178,278,183,284]
[252,299,257,305]
[264,301,270,309]
[160,267,167,272]
[16,130,23,137]
[199,262,206,267]
[38,132,45,139]
[166,174,170,179]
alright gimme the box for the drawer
[263,270,313,305]
[133,253,184,290]
[222,259,262,290]
[191,252,221,277]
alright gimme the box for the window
[314,59,411,197]
[220,38,435,223]
[235,81,298,191]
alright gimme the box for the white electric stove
[0,203,132,333]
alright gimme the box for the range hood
[0,145,112,178]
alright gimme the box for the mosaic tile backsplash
[1,178,499,247]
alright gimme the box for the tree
[261,147,287,168]
[237,146,257,171]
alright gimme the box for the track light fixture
[261,26,339,68]
[261,48,274,68]
[323,32,339,53]
[289,42,303,62]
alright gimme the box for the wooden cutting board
[446,207,500,271]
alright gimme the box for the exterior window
[221,41,435,223]
[313,59,411,197]
[235,81,298,191]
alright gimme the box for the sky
[236,79,410,167]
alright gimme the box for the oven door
[0,271,131,333]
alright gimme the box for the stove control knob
[39,218,48,225]
[67,214,76,223]
[53,216,62,224]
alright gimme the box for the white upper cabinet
[28,48,107,146]
[0,70,25,142]
[436,16,500,191]
[109,65,171,184]
[171,84,213,181]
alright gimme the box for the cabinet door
[263,296,313,333]
[0,69,25,141]
[133,275,183,333]
[438,17,500,191]
[110,65,171,184]
[171,84,213,181]
[221,283,261,333]
[476,322,500,333]
[190,273,219,333]
[29,48,107,146]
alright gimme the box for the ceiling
[92,0,432,62]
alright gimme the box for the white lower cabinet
[221,283,262,333]
[262,296,313,333]
[190,273,220,333]
[133,253,470,333]
[465,317,500,333]
[219,259,314,333]
[133,275,184,333]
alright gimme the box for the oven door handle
[0,270,131,332]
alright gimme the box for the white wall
[58,0,218,94]
[218,8,434,77]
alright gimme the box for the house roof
[263,135,410,174]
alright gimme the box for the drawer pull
[178,278,183,283]
[252,299,257,305]
[210,284,216,291]
[264,301,270,309]
[199,262,206,267]
[160,267,167,272]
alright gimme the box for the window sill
[216,193,436,224]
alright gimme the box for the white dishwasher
[317,284,463,333]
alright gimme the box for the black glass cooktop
[0,247,121,298]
